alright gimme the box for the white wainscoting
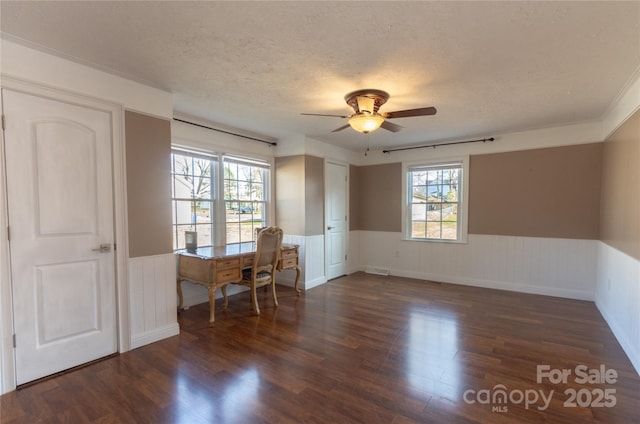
[351,231,598,301]
[283,234,327,290]
[128,254,180,349]
[595,242,640,374]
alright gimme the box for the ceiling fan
[302,89,437,134]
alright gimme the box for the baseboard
[391,269,594,301]
[304,276,327,290]
[130,323,180,350]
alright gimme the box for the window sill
[401,236,468,245]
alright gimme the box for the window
[171,148,270,250]
[406,159,467,242]
[223,156,269,244]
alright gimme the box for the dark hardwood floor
[2,272,639,423]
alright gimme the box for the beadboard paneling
[595,242,640,374]
[282,234,326,290]
[352,231,597,300]
[128,254,179,349]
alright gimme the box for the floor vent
[365,266,390,276]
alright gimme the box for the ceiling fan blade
[331,124,351,133]
[383,106,437,119]
[301,113,349,118]
[380,120,403,133]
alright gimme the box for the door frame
[0,76,130,393]
[324,159,349,280]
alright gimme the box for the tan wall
[305,155,324,236]
[350,163,402,232]
[600,110,640,260]
[125,111,173,258]
[468,143,603,239]
[349,165,361,231]
[275,155,306,236]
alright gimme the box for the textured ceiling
[1,1,639,151]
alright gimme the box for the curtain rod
[382,137,495,154]
[173,117,277,147]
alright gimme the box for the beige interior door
[325,162,347,280]
[3,89,117,385]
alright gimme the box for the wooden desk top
[176,242,298,260]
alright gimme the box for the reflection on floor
[2,272,639,423]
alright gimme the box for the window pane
[196,201,212,223]
[173,154,191,175]
[442,203,458,221]
[427,170,441,185]
[426,204,442,221]
[411,203,426,221]
[411,221,426,238]
[194,224,213,247]
[412,171,427,186]
[238,181,251,200]
[427,184,441,199]
[426,222,441,239]
[175,224,195,250]
[174,200,195,225]
[174,173,194,198]
[226,222,241,244]
[412,186,426,201]
[441,222,458,240]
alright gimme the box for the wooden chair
[254,226,266,241]
[235,226,283,315]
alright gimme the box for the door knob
[92,243,112,253]
[327,226,335,230]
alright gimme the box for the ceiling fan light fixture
[348,113,384,133]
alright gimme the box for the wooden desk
[176,242,300,324]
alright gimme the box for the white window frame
[402,156,469,243]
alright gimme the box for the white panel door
[3,89,117,385]
[326,162,347,280]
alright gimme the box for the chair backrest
[254,226,267,241]
[254,227,283,272]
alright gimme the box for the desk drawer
[243,256,254,267]
[216,268,241,283]
[216,257,241,269]
[280,257,298,269]
[281,248,298,259]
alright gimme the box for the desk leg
[221,285,228,309]
[177,278,184,309]
[293,266,301,295]
[208,286,216,325]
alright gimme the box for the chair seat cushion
[242,269,271,280]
